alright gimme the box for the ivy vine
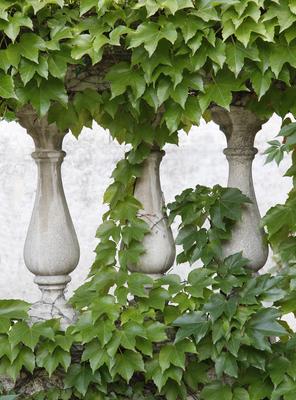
[1,0,296,399]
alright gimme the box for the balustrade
[17,106,80,329]
[211,105,269,271]
[8,104,269,327]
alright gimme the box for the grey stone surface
[211,106,269,271]
[0,115,291,302]
[24,150,79,328]
[128,149,176,277]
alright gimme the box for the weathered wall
[0,116,290,302]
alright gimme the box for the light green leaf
[111,350,144,382]
[233,388,250,400]
[201,382,232,400]
[64,364,95,396]
[226,42,260,77]
[48,51,69,79]
[106,62,146,99]
[9,321,40,350]
[215,352,238,378]
[200,70,246,112]
[80,0,97,15]
[159,340,196,372]
[0,300,29,319]
[129,21,177,56]
[18,77,67,116]
[18,33,45,63]
[5,12,33,42]
[0,74,16,99]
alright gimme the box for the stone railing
[13,105,268,331]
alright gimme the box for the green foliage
[1,174,296,399]
[2,1,296,399]
[2,0,296,136]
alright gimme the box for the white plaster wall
[0,116,291,302]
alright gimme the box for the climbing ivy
[2,0,296,137]
[1,0,296,399]
[1,180,296,399]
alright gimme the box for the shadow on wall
[0,115,291,302]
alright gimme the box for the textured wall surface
[0,116,291,302]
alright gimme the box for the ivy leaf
[157,78,172,105]
[236,18,269,47]
[204,293,226,321]
[96,220,120,243]
[279,121,296,137]
[215,352,238,378]
[0,73,16,99]
[5,12,33,42]
[19,59,36,85]
[18,33,45,63]
[106,62,146,99]
[31,320,58,341]
[247,308,287,337]
[200,70,246,112]
[80,0,97,15]
[0,300,29,319]
[233,388,250,400]
[18,347,35,374]
[174,12,206,43]
[81,340,108,372]
[250,68,273,100]
[201,382,232,400]
[269,41,296,77]
[129,21,177,56]
[226,42,260,77]
[184,96,202,125]
[159,340,196,372]
[18,77,67,116]
[263,203,296,240]
[210,187,250,230]
[173,311,210,343]
[146,321,167,342]
[19,56,48,85]
[121,219,149,246]
[163,0,193,14]
[112,350,144,382]
[64,364,95,396]
[268,356,290,387]
[264,140,286,165]
[128,273,154,297]
[9,321,39,350]
[37,345,70,376]
[0,318,10,333]
[48,50,70,79]
[164,100,182,132]
[264,2,295,33]
[109,25,130,46]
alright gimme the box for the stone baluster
[17,106,80,329]
[211,105,268,272]
[127,149,176,278]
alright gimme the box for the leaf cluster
[1,172,296,399]
[2,1,296,142]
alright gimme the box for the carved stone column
[128,149,176,278]
[17,106,80,329]
[211,106,268,272]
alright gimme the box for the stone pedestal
[211,106,269,271]
[128,150,176,278]
[17,106,80,329]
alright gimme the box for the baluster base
[29,275,76,330]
